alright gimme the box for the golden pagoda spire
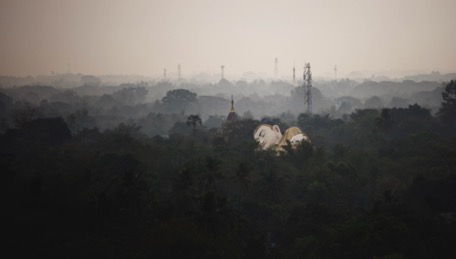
[226,94,238,122]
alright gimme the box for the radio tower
[163,68,167,81]
[274,57,278,78]
[334,65,337,82]
[304,63,312,114]
[221,65,225,80]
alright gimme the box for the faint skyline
[1,0,455,79]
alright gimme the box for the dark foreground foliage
[1,82,456,258]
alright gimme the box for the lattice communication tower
[303,63,312,114]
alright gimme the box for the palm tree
[186,115,202,136]
[200,156,222,193]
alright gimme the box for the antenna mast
[292,64,296,85]
[221,65,225,80]
[304,63,312,114]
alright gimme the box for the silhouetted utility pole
[292,64,296,85]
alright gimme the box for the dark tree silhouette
[161,89,198,114]
[162,89,197,105]
[14,105,42,127]
[186,114,202,136]
[375,108,394,132]
[438,80,456,126]
[236,161,251,209]
[260,169,287,202]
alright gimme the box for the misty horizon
[1,69,455,84]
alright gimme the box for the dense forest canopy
[1,77,456,258]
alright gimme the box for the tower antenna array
[303,63,312,114]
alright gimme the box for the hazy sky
[1,0,455,79]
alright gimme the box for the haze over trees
[1,74,455,258]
